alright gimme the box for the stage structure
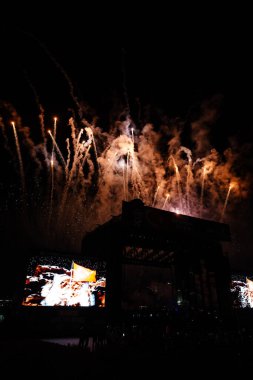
[82,199,231,317]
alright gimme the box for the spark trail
[48,158,54,228]
[11,121,25,198]
[162,193,170,210]
[0,104,248,253]
[220,182,234,222]
[200,165,206,216]
[48,130,67,171]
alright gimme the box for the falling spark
[122,159,126,201]
[52,117,58,153]
[0,103,246,253]
[48,117,58,226]
[11,121,25,197]
[170,155,183,210]
[82,143,92,167]
[48,130,67,169]
[152,185,160,207]
[220,182,234,222]
[200,165,207,216]
[126,151,130,201]
[185,164,192,212]
[131,127,134,144]
[48,157,54,227]
[38,104,46,144]
[162,193,170,210]
[180,147,192,212]
[129,145,142,188]
[59,129,84,219]
[90,129,99,167]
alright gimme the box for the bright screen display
[22,256,106,307]
[231,275,253,308]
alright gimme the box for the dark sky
[1,24,226,127]
[0,22,252,299]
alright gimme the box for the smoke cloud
[0,99,251,254]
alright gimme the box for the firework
[0,105,247,252]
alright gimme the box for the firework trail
[47,118,58,227]
[48,130,67,170]
[220,183,234,222]
[11,121,26,200]
[162,193,170,210]
[200,165,206,216]
[0,98,249,252]
[170,155,183,211]
[152,185,160,207]
[48,157,54,228]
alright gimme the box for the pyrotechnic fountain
[0,102,248,252]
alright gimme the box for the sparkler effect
[0,103,249,252]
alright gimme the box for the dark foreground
[1,314,253,378]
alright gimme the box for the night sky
[0,21,252,300]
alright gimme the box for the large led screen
[231,275,253,308]
[22,256,106,307]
